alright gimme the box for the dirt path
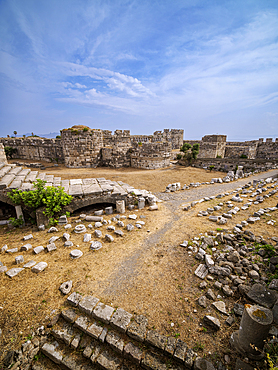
[100,169,278,298]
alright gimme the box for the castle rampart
[0,127,277,169]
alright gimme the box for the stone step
[0,165,12,179]
[48,293,196,369]
[0,173,16,189]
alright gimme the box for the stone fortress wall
[0,128,277,170]
[183,134,278,161]
[0,137,64,163]
[0,126,184,170]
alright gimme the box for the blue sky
[0,0,277,140]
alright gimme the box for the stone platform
[0,163,153,215]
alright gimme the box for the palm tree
[13,130,17,137]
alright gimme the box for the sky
[0,0,278,141]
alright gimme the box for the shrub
[240,154,248,158]
[216,155,222,158]
[83,127,89,132]
[4,146,17,159]
[176,153,182,160]
[9,215,24,228]
[209,165,215,171]
[56,135,61,139]
[8,179,72,222]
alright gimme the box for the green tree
[8,179,72,223]
[13,130,17,137]
[180,143,192,154]
[192,143,200,159]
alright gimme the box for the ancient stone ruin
[1,128,277,170]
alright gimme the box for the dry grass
[0,163,277,367]
[9,159,227,193]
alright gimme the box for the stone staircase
[37,292,196,370]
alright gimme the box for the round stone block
[70,249,83,259]
[74,224,86,233]
[90,241,102,251]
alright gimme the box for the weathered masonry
[183,135,278,160]
[0,127,183,170]
[1,128,277,170]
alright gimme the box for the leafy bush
[8,179,72,221]
[176,153,182,160]
[83,127,89,132]
[56,135,61,139]
[216,155,222,158]
[9,215,24,227]
[4,146,17,159]
[240,154,248,158]
[209,165,215,171]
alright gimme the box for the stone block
[141,352,167,370]
[145,330,167,351]
[96,350,122,369]
[165,336,176,356]
[127,315,148,342]
[67,292,83,307]
[23,260,36,268]
[21,243,32,251]
[74,316,90,332]
[86,322,103,339]
[31,262,48,273]
[106,330,125,353]
[46,243,56,252]
[194,264,208,279]
[41,343,62,364]
[110,308,133,333]
[173,339,187,363]
[90,344,102,363]
[203,315,220,331]
[61,309,77,323]
[34,246,44,254]
[78,296,99,315]
[124,342,143,365]
[6,268,24,278]
[93,302,114,324]
[15,255,24,264]
[247,283,278,308]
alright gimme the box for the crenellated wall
[1,127,277,169]
[183,135,278,160]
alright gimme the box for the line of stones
[41,292,198,370]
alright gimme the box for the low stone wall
[0,137,64,163]
[178,157,278,172]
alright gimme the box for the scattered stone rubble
[0,210,150,279]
